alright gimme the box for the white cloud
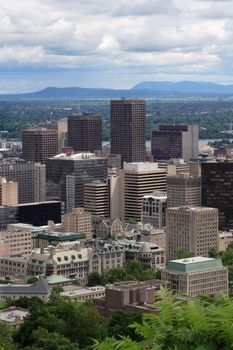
[0,0,233,90]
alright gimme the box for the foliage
[94,286,233,350]
[0,321,15,350]
[13,297,107,349]
[27,277,38,284]
[107,310,143,341]
[176,249,195,259]
[87,272,104,287]
[208,248,219,258]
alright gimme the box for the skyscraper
[0,177,18,205]
[84,180,109,218]
[201,161,233,230]
[67,115,102,153]
[123,163,167,221]
[167,174,201,208]
[152,124,199,162]
[110,99,146,164]
[0,160,46,204]
[22,128,58,163]
[166,206,218,261]
[142,191,167,228]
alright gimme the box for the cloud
[0,0,233,91]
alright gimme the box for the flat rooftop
[167,257,224,273]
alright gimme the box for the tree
[94,287,233,350]
[87,272,104,287]
[27,277,38,284]
[176,249,195,259]
[208,247,219,258]
[107,311,143,341]
[0,321,14,350]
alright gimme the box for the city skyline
[1,0,233,92]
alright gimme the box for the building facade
[84,181,109,218]
[67,115,102,153]
[167,174,201,208]
[162,257,228,296]
[152,124,199,162]
[142,191,167,228]
[166,206,219,261]
[110,99,146,164]
[0,177,18,205]
[63,208,92,240]
[201,161,233,230]
[22,128,58,163]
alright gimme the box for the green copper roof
[167,257,224,273]
[35,233,86,242]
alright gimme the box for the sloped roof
[0,277,51,295]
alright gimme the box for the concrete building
[162,257,228,296]
[89,244,125,274]
[142,191,167,228]
[202,161,233,230]
[0,225,32,257]
[152,124,199,162]
[94,280,166,317]
[218,231,233,252]
[84,181,109,218]
[107,154,121,169]
[0,177,18,205]
[0,256,29,277]
[33,232,86,250]
[108,168,123,219]
[46,152,107,212]
[123,163,167,221]
[67,115,102,153]
[22,128,58,163]
[61,286,105,301]
[110,99,146,164]
[63,208,92,240]
[166,206,219,261]
[0,160,46,204]
[0,277,51,300]
[94,218,124,239]
[167,174,201,208]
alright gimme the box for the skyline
[1,0,233,92]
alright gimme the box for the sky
[1,0,233,92]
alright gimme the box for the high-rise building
[46,152,108,211]
[0,160,45,204]
[84,180,109,218]
[67,115,102,153]
[63,207,92,240]
[201,161,233,230]
[162,256,228,296]
[166,206,218,262]
[110,99,146,164]
[152,124,199,162]
[123,163,167,221]
[142,191,167,228]
[167,174,201,208]
[22,128,58,163]
[0,176,18,205]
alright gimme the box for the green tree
[208,247,219,258]
[94,287,233,350]
[27,276,38,284]
[107,311,143,341]
[87,272,104,287]
[176,249,195,259]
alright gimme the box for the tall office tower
[110,99,146,164]
[202,161,233,230]
[166,206,218,262]
[152,124,199,162]
[67,115,102,153]
[46,153,108,211]
[0,160,45,204]
[34,163,46,202]
[63,207,92,240]
[22,128,58,163]
[123,163,167,221]
[39,119,67,153]
[0,177,18,205]
[167,174,201,208]
[84,181,109,217]
[142,191,167,228]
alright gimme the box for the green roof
[35,233,86,242]
[167,257,224,273]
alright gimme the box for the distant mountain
[132,81,233,94]
[1,81,233,99]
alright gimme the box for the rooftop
[0,307,29,324]
[0,277,51,295]
[51,152,104,161]
[167,257,225,273]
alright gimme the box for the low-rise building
[162,256,228,297]
[94,280,166,317]
[95,218,124,239]
[0,256,29,277]
[0,225,32,257]
[0,276,51,300]
[218,231,233,252]
[61,285,105,301]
